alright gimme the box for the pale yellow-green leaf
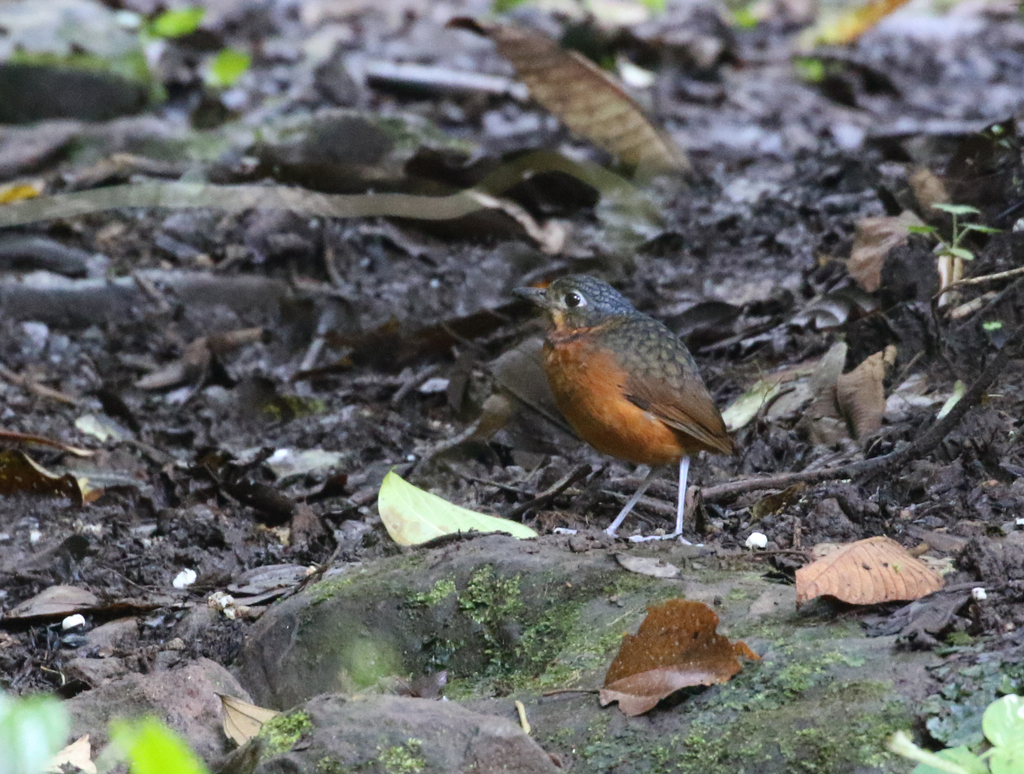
[378,471,537,545]
[721,379,784,432]
[936,380,965,421]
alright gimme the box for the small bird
[515,275,735,541]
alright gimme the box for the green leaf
[891,732,985,774]
[111,717,208,774]
[917,747,989,774]
[989,746,1024,774]
[961,224,1001,235]
[638,0,667,11]
[0,692,70,774]
[946,246,975,261]
[732,7,758,28]
[492,0,528,10]
[721,379,785,432]
[983,320,1004,333]
[908,224,938,236]
[794,57,825,83]
[204,48,251,88]
[377,471,538,546]
[936,380,966,421]
[932,203,982,216]
[983,694,1024,749]
[147,7,205,38]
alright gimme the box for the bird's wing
[624,371,736,456]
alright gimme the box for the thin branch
[935,264,1024,304]
[508,463,596,519]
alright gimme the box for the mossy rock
[237,534,675,708]
[246,694,559,774]
[237,535,941,773]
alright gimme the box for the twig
[934,264,1024,304]
[391,364,440,405]
[702,320,1024,503]
[972,274,1024,321]
[0,362,81,405]
[508,463,596,519]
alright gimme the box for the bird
[514,275,735,541]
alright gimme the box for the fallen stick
[701,320,1024,503]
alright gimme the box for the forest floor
[2,0,1024,772]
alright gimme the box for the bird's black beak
[514,286,549,308]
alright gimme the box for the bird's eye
[564,292,585,308]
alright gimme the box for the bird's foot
[627,532,693,545]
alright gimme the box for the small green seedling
[907,203,1001,264]
[889,693,1024,774]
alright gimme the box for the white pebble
[62,614,86,630]
[172,569,197,589]
[971,587,987,601]
[745,532,768,550]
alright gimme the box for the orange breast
[543,339,685,466]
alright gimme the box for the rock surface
[251,694,561,774]
[234,534,941,773]
[66,657,250,764]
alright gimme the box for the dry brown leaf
[795,536,944,608]
[9,585,99,619]
[448,18,688,176]
[810,542,842,559]
[47,734,96,774]
[599,599,759,716]
[908,168,949,213]
[219,693,280,746]
[790,287,878,329]
[835,345,896,441]
[848,212,925,292]
[136,328,263,390]
[751,483,806,520]
[0,449,96,504]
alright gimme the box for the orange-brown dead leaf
[908,168,949,213]
[835,345,896,441]
[795,536,944,608]
[448,18,688,176]
[599,599,759,716]
[848,212,924,293]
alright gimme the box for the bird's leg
[605,466,658,537]
[628,456,693,544]
[674,455,690,536]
